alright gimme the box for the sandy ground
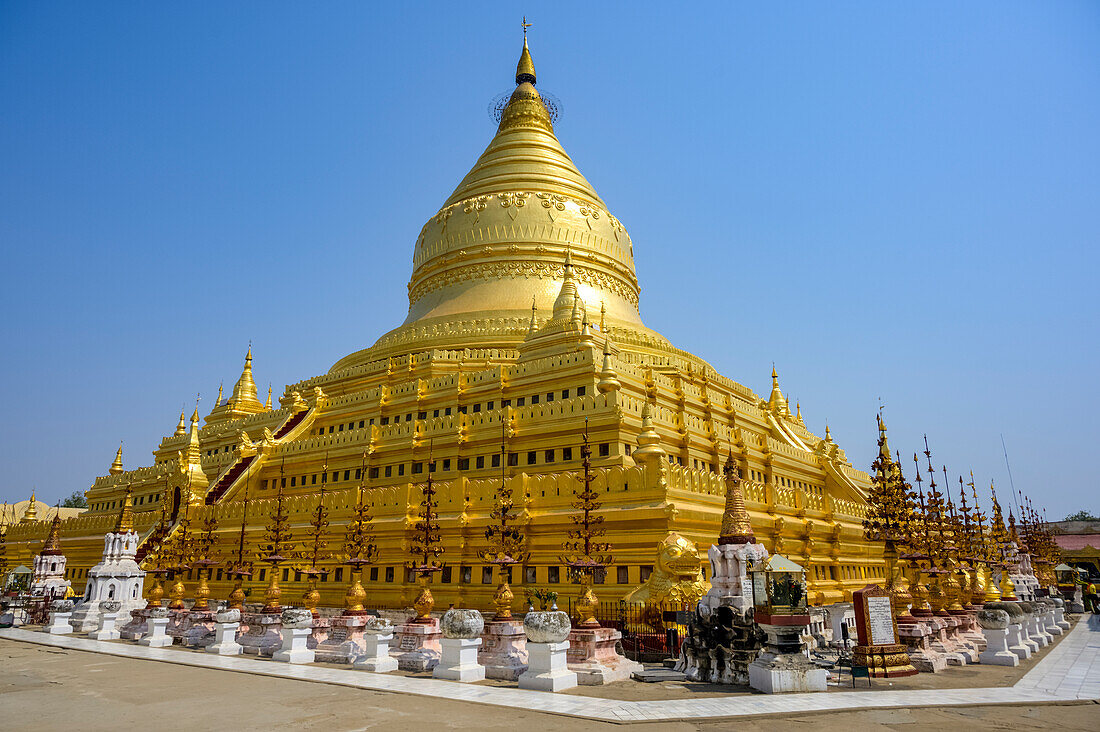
[1,638,1096,731]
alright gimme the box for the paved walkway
[2,615,1096,723]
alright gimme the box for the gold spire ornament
[560,421,612,628]
[21,491,38,523]
[225,462,254,610]
[406,446,444,622]
[718,449,754,545]
[478,420,528,620]
[294,463,335,618]
[41,506,64,556]
[863,416,915,623]
[110,444,124,475]
[114,484,135,534]
[342,453,379,616]
[190,509,219,611]
[260,464,295,614]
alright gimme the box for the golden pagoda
[1,31,887,614]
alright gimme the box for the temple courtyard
[1,614,1096,729]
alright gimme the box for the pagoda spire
[718,450,754,545]
[110,444,124,475]
[768,365,788,414]
[552,249,579,322]
[516,17,536,85]
[230,345,261,408]
[21,490,39,522]
[526,296,539,336]
[215,382,224,407]
[175,409,187,436]
[114,485,135,534]
[265,384,273,409]
[597,333,621,394]
[41,507,63,555]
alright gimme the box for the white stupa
[70,486,147,632]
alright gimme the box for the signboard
[752,572,766,608]
[852,584,897,649]
[866,595,895,645]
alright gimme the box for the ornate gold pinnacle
[262,572,282,613]
[168,574,186,610]
[413,575,434,620]
[146,575,165,608]
[227,580,246,611]
[719,450,754,545]
[344,569,367,614]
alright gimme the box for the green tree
[61,490,87,509]
[1065,510,1099,521]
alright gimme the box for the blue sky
[1,2,1097,520]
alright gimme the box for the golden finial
[265,383,273,409]
[216,381,224,406]
[719,450,754,545]
[175,409,187,436]
[41,507,64,555]
[517,17,535,84]
[110,444,124,475]
[113,484,135,534]
[21,491,38,523]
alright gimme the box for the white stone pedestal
[207,622,242,655]
[139,616,172,647]
[1054,606,1071,631]
[1043,609,1062,636]
[519,641,577,692]
[1006,623,1032,660]
[273,627,315,664]
[354,631,399,672]
[434,637,485,682]
[47,612,73,635]
[90,612,120,641]
[748,652,828,693]
[978,627,1019,666]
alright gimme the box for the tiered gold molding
[6,455,877,610]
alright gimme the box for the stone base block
[90,613,120,641]
[139,617,172,647]
[519,641,578,692]
[238,614,283,657]
[433,637,485,682]
[181,611,217,648]
[315,616,368,665]
[354,632,399,672]
[273,627,315,664]
[395,619,442,672]
[479,619,528,680]
[118,609,148,641]
[46,612,73,635]
[567,626,643,685]
[206,622,242,655]
[748,654,828,693]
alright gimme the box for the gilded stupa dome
[334,36,673,371]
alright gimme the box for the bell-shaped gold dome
[333,36,666,372]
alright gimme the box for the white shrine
[70,487,147,633]
[31,510,71,599]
